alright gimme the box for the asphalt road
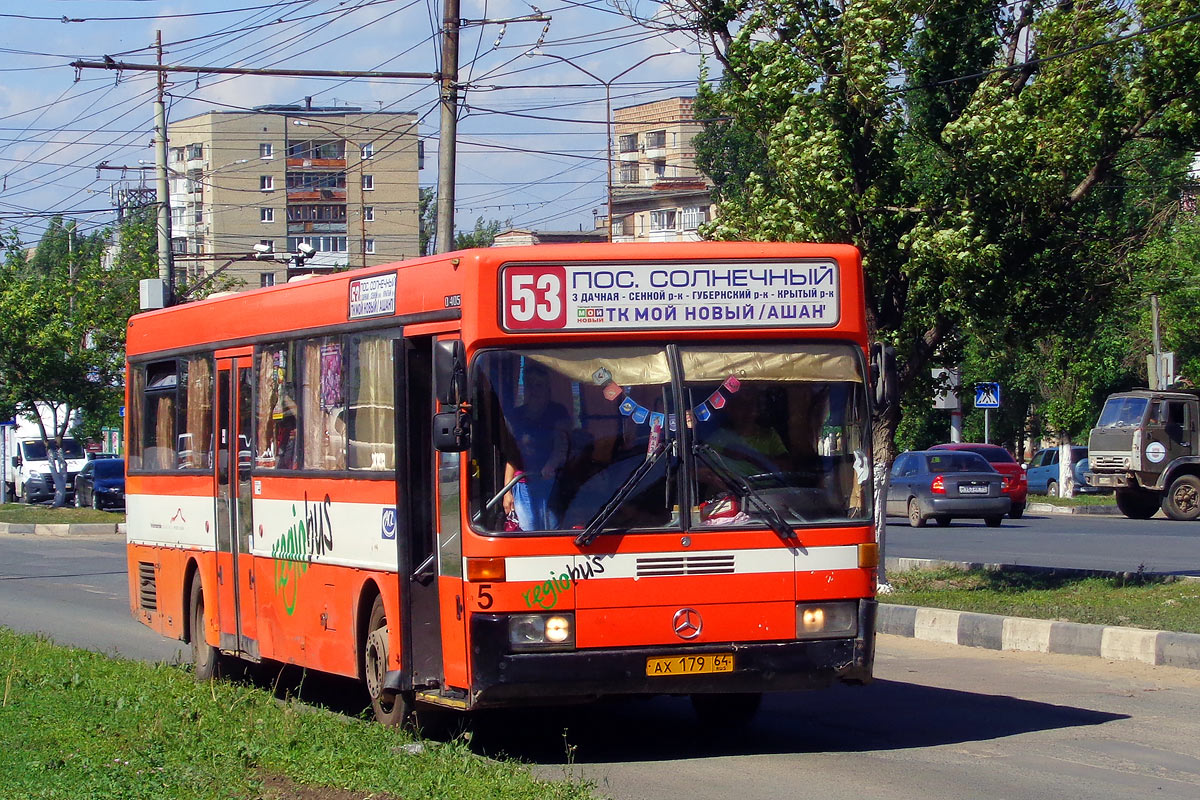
[885,508,1200,575]
[4,526,1200,799]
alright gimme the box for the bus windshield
[469,343,871,534]
[1097,396,1148,428]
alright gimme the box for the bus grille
[137,562,158,612]
[637,554,736,577]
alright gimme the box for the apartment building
[166,106,420,288]
[610,97,715,243]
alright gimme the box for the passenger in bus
[502,365,571,530]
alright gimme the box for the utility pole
[1150,293,1163,389]
[435,0,460,254]
[154,31,174,305]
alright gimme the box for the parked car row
[887,443,1108,528]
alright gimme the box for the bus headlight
[796,602,857,639]
[508,613,575,651]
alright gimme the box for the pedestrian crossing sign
[975,382,1001,409]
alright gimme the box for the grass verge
[881,567,1200,633]
[0,628,594,800]
[0,503,124,524]
[1030,493,1116,507]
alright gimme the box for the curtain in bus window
[347,334,394,470]
[301,337,346,470]
[127,366,145,470]
[142,361,178,470]
[179,356,213,469]
[257,344,299,470]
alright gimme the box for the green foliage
[1127,212,1200,385]
[419,187,436,256]
[454,216,510,250]
[0,214,157,500]
[0,628,596,799]
[691,0,1200,459]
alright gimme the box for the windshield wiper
[693,443,797,543]
[576,439,669,547]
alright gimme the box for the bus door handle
[412,553,436,584]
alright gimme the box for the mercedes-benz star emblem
[672,608,702,640]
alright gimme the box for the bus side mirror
[434,339,467,406]
[870,342,898,411]
[433,411,470,452]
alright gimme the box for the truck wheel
[1115,488,1159,520]
[363,596,412,727]
[1162,475,1200,521]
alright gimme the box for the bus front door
[215,357,259,658]
[397,336,449,695]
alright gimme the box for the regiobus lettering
[125,241,885,728]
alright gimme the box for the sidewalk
[879,557,1200,671]
[0,521,125,535]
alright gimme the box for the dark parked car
[928,442,1028,518]
[887,450,1010,527]
[74,458,125,510]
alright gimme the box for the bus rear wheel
[1115,487,1159,520]
[364,596,412,727]
[189,577,221,681]
[1162,475,1200,521]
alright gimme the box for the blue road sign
[975,382,1001,409]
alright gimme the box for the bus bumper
[465,599,876,708]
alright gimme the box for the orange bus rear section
[125,241,878,720]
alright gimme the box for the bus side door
[215,356,259,658]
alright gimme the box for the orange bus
[126,241,884,726]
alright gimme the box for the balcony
[286,189,347,201]
[286,157,346,169]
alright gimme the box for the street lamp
[534,49,683,242]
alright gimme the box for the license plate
[958,485,988,494]
[646,653,734,676]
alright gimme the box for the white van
[3,420,89,504]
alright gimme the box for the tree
[0,215,156,505]
[419,187,436,256]
[692,0,1199,466]
[454,216,510,250]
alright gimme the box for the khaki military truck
[1085,389,1200,520]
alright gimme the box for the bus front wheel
[364,596,412,727]
[189,577,221,681]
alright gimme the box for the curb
[1026,501,1121,515]
[877,603,1200,670]
[0,521,125,535]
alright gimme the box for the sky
[0,0,708,253]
